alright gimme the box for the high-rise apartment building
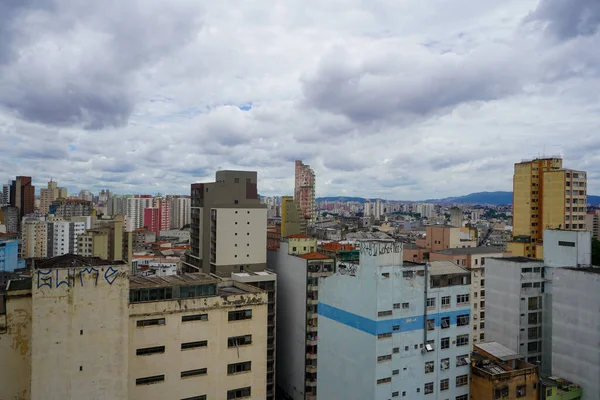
[585,210,600,238]
[21,218,48,258]
[186,170,275,399]
[0,206,19,234]
[508,157,587,258]
[78,217,125,261]
[9,176,35,226]
[294,160,316,223]
[143,207,161,236]
[317,243,472,400]
[47,221,86,257]
[39,180,59,214]
[267,236,334,399]
[0,184,9,206]
[126,196,153,230]
[280,196,306,237]
[364,200,372,217]
[50,199,93,218]
[169,196,191,229]
[0,254,269,400]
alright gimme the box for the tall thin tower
[294,160,316,224]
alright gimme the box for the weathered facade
[0,254,269,400]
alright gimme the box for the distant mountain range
[317,191,600,206]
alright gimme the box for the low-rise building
[470,342,539,400]
[0,254,269,400]
[540,376,583,400]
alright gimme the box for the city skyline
[1,1,599,200]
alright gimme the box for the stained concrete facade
[550,267,600,400]
[317,242,471,400]
[483,257,545,365]
[0,254,270,400]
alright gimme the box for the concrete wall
[551,268,600,400]
[318,242,471,400]
[214,208,267,267]
[543,229,591,267]
[0,289,32,400]
[129,288,268,400]
[268,242,308,400]
[30,263,129,400]
[485,258,545,363]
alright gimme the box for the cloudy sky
[1,0,599,200]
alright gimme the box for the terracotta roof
[287,234,313,239]
[320,242,356,252]
[297,252,331,260]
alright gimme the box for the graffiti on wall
[338,263,359,277]
[359,242,402,257]
[36,266,123,289]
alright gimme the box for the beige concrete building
[430,247,510,348]
[20,218,48,258]
[0,254,269,400]
[78,216,124,261]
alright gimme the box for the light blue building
[317,242,471,400]
[0,240,23,272]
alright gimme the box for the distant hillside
[318,192,600,206]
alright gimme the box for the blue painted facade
[317,242,472,400]
[0,240,23,272]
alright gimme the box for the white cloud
[1,0,600,200]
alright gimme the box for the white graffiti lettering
[359,242,402,256]
[338,263,359,277]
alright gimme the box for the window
[427,319,435,331]
[558,241,575,247]
[456,395,468,400]
[528,341,540,352]
[378,310,393,317]
[528,297,540,310]
[181,340,208,350]
[377,377,392,384]
[227,387,251,399]
[456,374,468,387]
[494,387,509,399]
[440,378,449,391]
[392,391,399,397]
[382,272,390,278]
[229,310,252,321]
[440,358,449,370]
[480,333,485,340]
[136,346,165,356]
[528,326,541,339]
[393,347,400,353]
[181,368,207,378]
[441,317,450,329]
[441,296,451,307]
[227,361,251,375]
[393,303,401,309]
[392,369,399,375]
[377,354,392,362]
[393,324,400,331]
[456,294,469,305]
[182,314,208,322]
[425,361,434,373]
[228,335,252,347]
[456,334,469,347]
[427,297,435,308]
[424,382,434,394]
[528,312,539,324]
[456,354,469,366]
[457,314,469,326]
[402,271,413,278]
[522,267,532,273]
[137,318,165,327]
[136,375,165,385]
[516,385,526,397]
[402,302,409,309]
[378,332,392,339]
[441,337,450,349]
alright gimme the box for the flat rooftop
[476,342,520,361]
[36,254,127,269]
[428,260,469,276]
[130,273,218,289]
[435,247,505,255]
[494,256,542,263]
[564,266,600,275]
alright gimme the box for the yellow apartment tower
[508,157,587,258]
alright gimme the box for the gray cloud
[0,0,203,129]
[526,0,600,40]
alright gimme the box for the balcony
[307,284,318,292]
[306,379,317,387]
[306,365,317,373]
[307,298,318,305]
[307,352,318,360]
[307,325,318,333]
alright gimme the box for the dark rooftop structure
[493,256,542,263]
[35,254,126,269]
[435,246,505,255]
[129,273,218,289]
[6,278,32,292]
